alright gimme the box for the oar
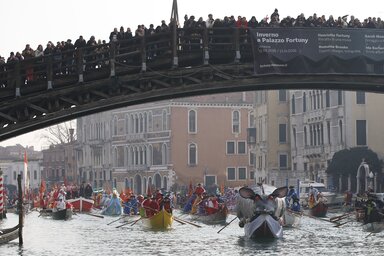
[130,217,142,226]
[86,212,104,218]
[365,232,374,238]
[334,220,354,228]
[115,218,142,228]
[301,211,334,223]
[173,216,202,228]
[107,215,129,225]
[330,212,353,222]
[217,216,237,233]
[173,218,186,225]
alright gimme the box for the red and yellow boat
[141,209,173,229]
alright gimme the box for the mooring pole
[17,174,23,245]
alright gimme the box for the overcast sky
[0,0,383,148]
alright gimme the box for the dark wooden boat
[309,202,328,217]
[0,224,20,245]
[190,205,228,225]
[52,208,73,220]
[39,208,53,217]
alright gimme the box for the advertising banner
[251,28,384,74]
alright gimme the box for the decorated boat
[67,197,94,212]
[237,184,287,239]
[190,205,228,225]
[52,208,73,220]
[0,224,19,245]
[309,202,328,217]
[141,209,173,229]
[362,221,384,233]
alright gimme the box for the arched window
[188,110,196,133]
[163,176,168,190]
[189,143,197,165]
[139,113,144,133]
[339,120,343,143]
[154,173,162,189]
[144,112,148,132]
[325,90,330,107]
[162,144,167,165]
[291,94,296,114]
[125,114,129,134]
[303,92,307,112]
[304,126,307,146]
[162,110,167,130]
[232,110,240,133]
[125,178,129,189]
[113,116,118,135]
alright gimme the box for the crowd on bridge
[1,9,384,87]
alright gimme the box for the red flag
[39,179,46,198]
[147,185,152,197]
[188,180,193,197]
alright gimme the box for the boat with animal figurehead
[0,224,20,245]
[236,184,287,239]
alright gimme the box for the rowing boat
[363,221,384,233]
[67,197,94,212]
[0,224,19,245]
[309,202,328,217]
[190,205,228,225]
[141,209,173,229]
[244,214,283,239]
[52,208,73,220]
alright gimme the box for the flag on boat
[188,181,193,197]
[39,179,46,198]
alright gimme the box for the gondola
[309,202,328,217]
[0,224,19,245]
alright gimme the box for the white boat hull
[244,214,283,239]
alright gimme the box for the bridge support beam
[110,41,117,77]
[77,49,84,83]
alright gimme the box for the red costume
[194,185,205,197]
[147,198,160,217]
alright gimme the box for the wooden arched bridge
[1,25,384,141]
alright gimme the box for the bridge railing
[0,27,254,100]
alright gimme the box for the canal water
[0,209,383,256]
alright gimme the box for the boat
[299,181,344,207]
[309,202,328,217]
[283,209,302,227]
[244,214,283,239]
[362,221,384,233]
[0,224,20,245]
[141,209,173,229]
[52,208,73,220]
[67,197,94,212]
[237,185,287,239]
[190,205,228,225]
[38,208,53,217]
